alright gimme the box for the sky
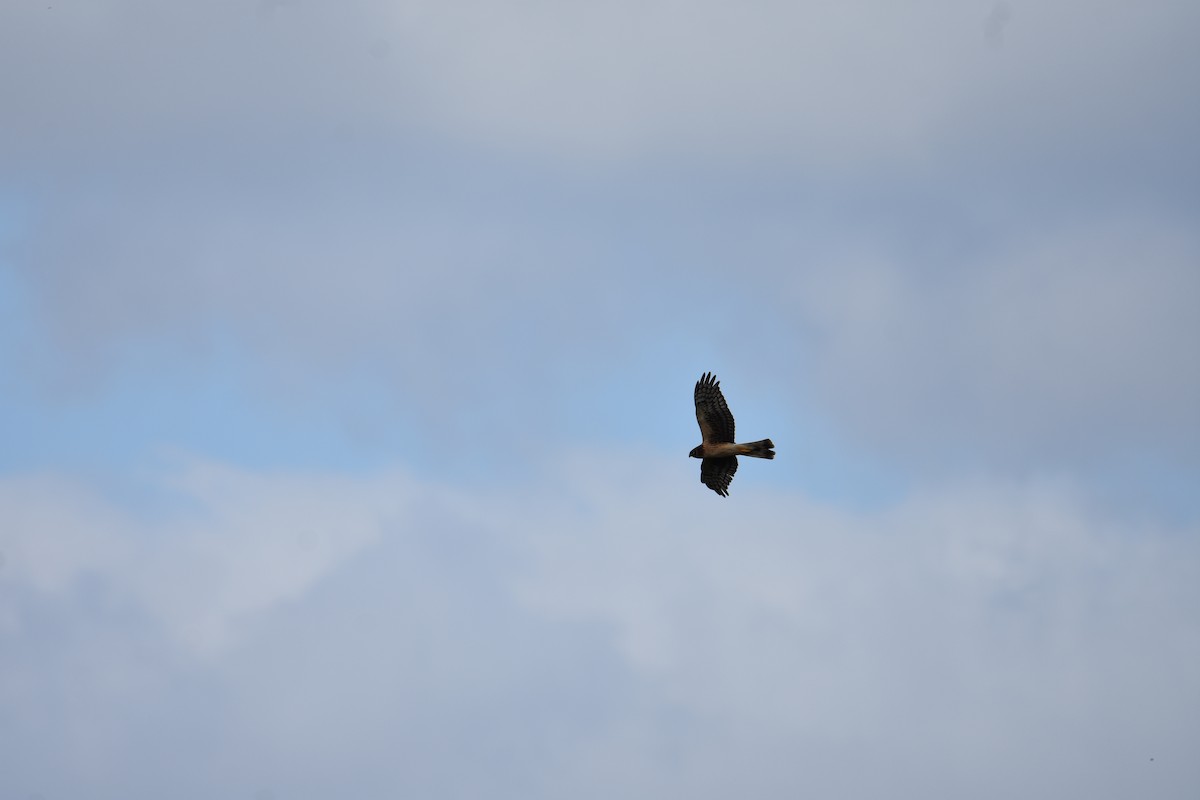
[1,1,1198,797]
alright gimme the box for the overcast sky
[2,1,1198,798]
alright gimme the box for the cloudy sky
[2,1,1198,797]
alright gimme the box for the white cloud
[3,1,1196,168]
[1,463,407,655]
[2,455,1196,798]
[788,216,1200,469]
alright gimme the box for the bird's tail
[740,439,775,459]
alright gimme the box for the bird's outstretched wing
[695,371,735,444]
[700,456,738,497]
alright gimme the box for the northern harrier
[689,372,775,496]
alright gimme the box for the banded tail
[740,439,775,459]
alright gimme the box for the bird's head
[688,445,703,459]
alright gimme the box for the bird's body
[693,441,774,459]
[690,372,775,496]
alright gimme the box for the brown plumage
[689,372,775,496]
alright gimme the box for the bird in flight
[690,372,775,496]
